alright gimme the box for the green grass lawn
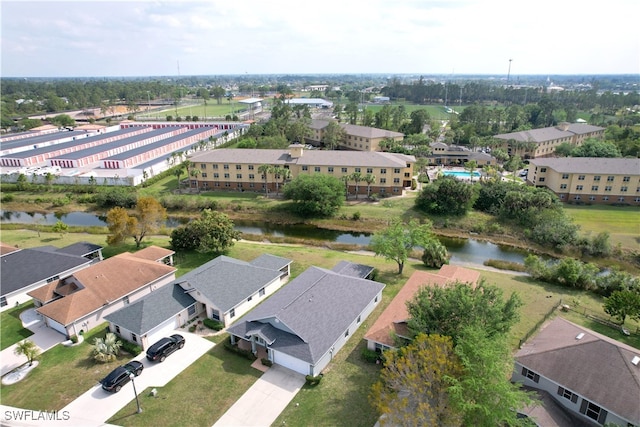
[136,101,244,120]
[0,324,128,411]
[564,204,640,251]
[1,301,34,350]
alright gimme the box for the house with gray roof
[104,253,291,349]
[307,119,403,152]
[513,317,640,426]
[227,264,385,376]
[0,243,96,312]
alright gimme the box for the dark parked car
[146,334,185,362]
[100,360,144,393]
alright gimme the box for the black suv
[100,360,144,393]
[146,334,185,362]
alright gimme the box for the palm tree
[92,332,122,363]
[280,168,291,192]
[258,164,271,195]
[190,168,201,192]
[14,339,40,366]
[464,160,478,182]
[174,166,184,190]
[364,173,376,199]
[272,166,285,195]
[341,175,350,200]
[350,172,363,200]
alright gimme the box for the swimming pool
[442,170,480,179]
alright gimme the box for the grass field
[136,100,246,120]
[0,301,34,351]
[564,204,640,250]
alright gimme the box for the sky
[1,0,639,78]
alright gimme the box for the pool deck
[427,166,481,182]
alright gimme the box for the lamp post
[129,373,142,413]
[147,91,151,118]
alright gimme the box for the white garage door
[145,317,179,349]
[46,318,68,336]
[273,350,310,376]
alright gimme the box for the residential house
[28,251,176,338]
[104,253,292,349]
[526,157,640,205]
[0,242,101,312]
[428,142,497,166]
[364,265,480,352]
[493,122,605,159]
[513,317,640,426]
[129,245,175,266]
[307,119,404,152]
[188,145,415,197]
[227,263,385,376]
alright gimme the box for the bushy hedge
[121,340,142,356]
[95,187,137,208]
[203,318,224,331]
[361,348,380,363]
[305,374,323,386]
[223,337,257,360]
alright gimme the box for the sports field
[564,204,640,250]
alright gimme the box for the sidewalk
[213,364,305,427]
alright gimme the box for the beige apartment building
[308,120,404,152]
[188,145,415,196]
[494,123,605,159]
[527,157,640,205]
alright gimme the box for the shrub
[121,340,142,356]
[70,335,78,344]
[223,337,257,360]
[305,374,323,386]
[95,187,137,208]
[362,348,380,363]
[189,324,197,333]
[1,194,14,202]
[352,211,361,221]
[261,358,273,367]
[203,318,224,330]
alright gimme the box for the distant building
[285,98,333,109]
[428,142,497,166]
[308,119,404,152]
[493,123,605,159]
[526,157,640,205]
[373,96,390,103]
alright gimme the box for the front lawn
[1,301,34,350]
[108,335,261,427]
[0,324,130,410]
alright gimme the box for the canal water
[0,210,532,265]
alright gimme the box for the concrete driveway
[57,331,214,426]
[213,364,305,427]
[1,309,66,376]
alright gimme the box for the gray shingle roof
[516,317,640,423]
[227,266,385,365]
[56,242,102,257]
[0,248,92,296]
[190,148,415,168]
[104,284,196,335]
[249,254,291,271]
[177,255,286,312]
[331,261,374,278]
[529,157,640,175]
[493,123,604,143]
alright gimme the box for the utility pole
[507,59,513,84]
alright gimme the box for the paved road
[213,364,305,427]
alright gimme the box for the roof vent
[575,333,585,340]
[632,356,640,366]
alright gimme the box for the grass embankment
[1,301,34,351]
[564,204,640,251]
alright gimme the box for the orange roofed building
[28,247,176,338]
[364,265,480,352]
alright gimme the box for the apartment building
[527,157,640,205]
[188,145,415,196]
[493,123,605,159]
[308,119,404,152]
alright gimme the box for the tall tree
[106,197,167,248]
[415,176,478,216]
[14,339,40,367]
[370,219,436,274]
[350,171,363,199]
[604,290,640,325]
[170,209,240,253]
[363,173,376,198]
[370,334,463,427]
[258,164,271,194]
[406,280,522,341]
[322,121,346,150]
[283,174,345,217]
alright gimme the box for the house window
[521,367,540,383]
[574,195,581,200]
[618,197,625,202]
[560,184,567,190]
[357,315,361,324]
[230,308,236,318]
[591,186,598,191]
[603,196,609,201]
[593,175,600,181]
[621,186,628,192]
[236,174,242,179]
[393,178,400,184]
[224,173,230,179]
[576,185,583,191]
[380,178,386,184]
[623,176,630,182]
[539,177,545,182]
[212,164,218,170]
[122,296,130,305]
[607,176,614,182]
[380,169,386,174]
[578,175,585,180]
[580,399,608,423]
[355,168,361,173]
[115,325,120,334]
[201,173,207,178]
[200,164,207,169]
[589,196,596,201]
[225,182,231,187]
[131,333,137,342]
[259,287,265,297]
[557,386,578,403]
[211,309,220,321]
[375,296,379,303]
[314,167,321,172]
[341,168,348,173]
[213,173,219,178]
[605,186,612,192]
[0,296,7,307]
[393,168,400,174]
[188,304,196,317]
[47,275,60,283]
[223,164,229,170]
[236,165,242,170]
[344,329,349,337]
[561,174,569,179]
[249,174,255,180]
[328,167,334,173]
[248,165,254,170]
[367,168,373,174]
[247,295,253,302]
[540,167,547,172]
[302,165,308,171]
